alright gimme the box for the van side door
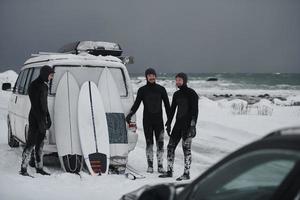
[8,70,24,138]
[14,68,32,142]
[23,67,41,140]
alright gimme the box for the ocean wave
[131,74,300,92]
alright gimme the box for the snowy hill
[0,70,18,86]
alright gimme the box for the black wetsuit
[128,82,170,169]
[21,74,51,170]
[166,85,199,174]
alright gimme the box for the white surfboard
[54,72,83,173]
[78,81,110,175]
[98,68,128,162]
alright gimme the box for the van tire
[7,116,19,148]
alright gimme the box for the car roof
[263,126,300,139]
[182,134,300,195]
[21,53,125,70]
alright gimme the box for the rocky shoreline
[204,93,300,106]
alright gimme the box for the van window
[31,67,41,82]
[18,69,30,94]
[51,65,104,94]
[13,71,24,93]
[109,68,128,97]
[24,68,33,94]
[51,65,128,97]
[24,67,42,94]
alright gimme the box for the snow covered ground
[0,70,299,200]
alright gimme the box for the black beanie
[40,65,55,82]
[176,72,188,84]
[145,68,157,77]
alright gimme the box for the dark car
[121,127,300,200]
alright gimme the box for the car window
[190,150,300,200]
[50,65,128,97]
[18,69,30,94]
[109,67,128,97]
[13,71,24,93]
[24,67,41,94]
[16,69,30,94]
[31,67,41,82]
[295,191,300,200]
[50,65,104,94]
[23,68,33,94]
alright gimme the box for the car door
[22,67,41,140]
[8,70,24,138]
[14,68,32,142]
[186,149,300,200]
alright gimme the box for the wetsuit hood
[39,65,54,82]
[145,68,157,77]
[176,72,188,89]
[145,68,157,85]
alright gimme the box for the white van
[3,43,138,169]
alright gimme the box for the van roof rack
[31,52,69,57]
[29,42,134,65]
[58,41,123,57]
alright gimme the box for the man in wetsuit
[20,65,54,177]
[126,68,170,173]
[159,72,199,181]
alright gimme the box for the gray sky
[0,0,299,73]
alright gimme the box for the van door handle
[15,96,18,103]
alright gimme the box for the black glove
[46,114,52,130]
[187,118,197,138]
[187,125,196,138]
[125,112,133,124]
[165,121,171,136]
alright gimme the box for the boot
[157,165,165,174]
[29,155,35,168]
[19,167,34,178]
[36,168,50,176]
[158,170,173,178]
[176,173,190,181]
[146,166,154,173]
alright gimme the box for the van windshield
[51,65,128,97]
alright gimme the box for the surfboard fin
[62,155,83,173]
[89,153,107,175]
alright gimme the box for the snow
[0,71,299,200]
[77,41,121,51]
[24,53,123,70]
[0,70,18,86]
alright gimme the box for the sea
[130,73,300,100]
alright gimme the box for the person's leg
[143,119,154,173]
[20,120,37,174]
[166,127,181,173]
[176,137,192,181]
[21,143,34,170]
[35,132,45,170]
[159,123,181,178]
[35,131,50,175]
[153,121,164,173]
[29,149,35,168]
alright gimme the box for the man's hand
[187,118,197,138]
[187,125,196,138]
[46,115,52,130]
[125,113,133,124]
[165,121,171,136]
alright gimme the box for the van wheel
[7,116,19,148]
